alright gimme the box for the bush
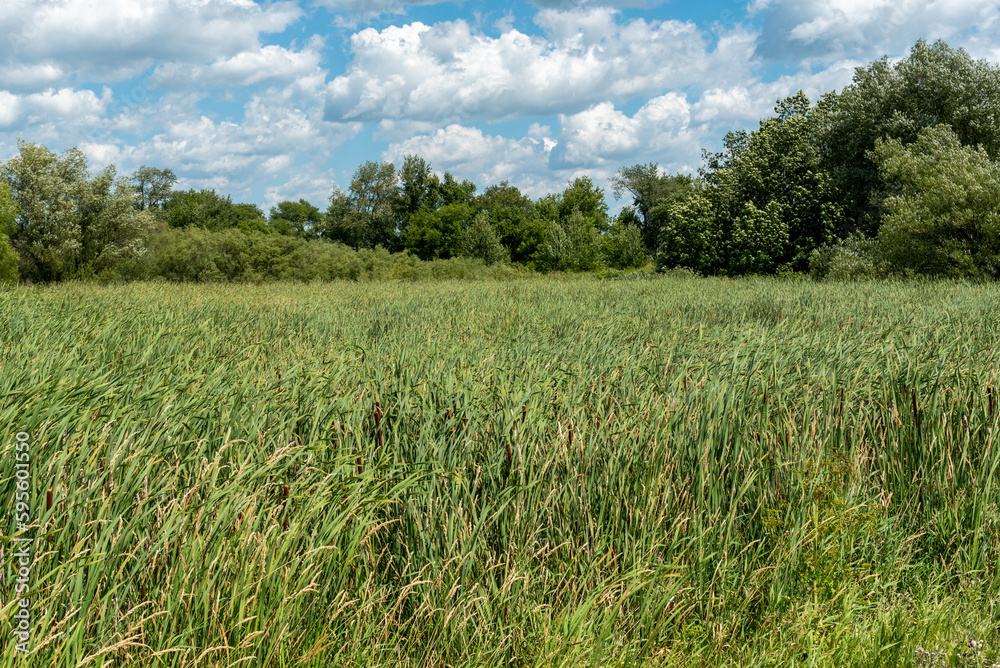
[144,226,527,283]
[458,213,509,266]
[809,234,888,281]
[602,221,650,269]
[872,124,1000,279]
[535,208,602,272]
[655,190,721,274]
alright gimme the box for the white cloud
[0,0,302,87]
[150,45,323,90]
[552,93,696,168]
[0,63,64,92]
[0,87,112,131]
[325,10,757,124]
[751,0,1000,64]
[383,124,557,196]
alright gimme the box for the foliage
[458,212,509,265]
[1,141,152,282]
[558,176,610,233]
[0,182,19,285]
[871,124,1000,279]
[729,200,790,275]
[655,187,722,274]
[143,225,521,282]
[130,166,177,211]
[269,199,324,238]
[338,160,402,250]
[702,92,838,273]
[474,181,537,263]
[601,217,649,269]
[404,202,473,260]
[163,188,266,232]
[808,233,888,281]
[816,39,1000,235]
[535,207,602,272]
[612,164,696,250]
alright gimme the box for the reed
[0,276,998,667]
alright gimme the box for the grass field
[1,276,999,667]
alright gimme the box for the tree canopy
[1,142,152,282]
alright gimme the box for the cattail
[521,404,527,423]
[46,489,52,511]
[374,400,383,450]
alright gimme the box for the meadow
[1,276,999,667]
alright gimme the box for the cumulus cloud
[383,124,557,196]
[325,9,757,124]
[0,0,302,87]
[0,87,112,132]
[150,45,323,90]
[551,93,697,168]
[751,0,1000,64]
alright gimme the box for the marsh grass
[1,276,999,666]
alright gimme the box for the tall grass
[1,277,999,667]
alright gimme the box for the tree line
[2,38,999,284]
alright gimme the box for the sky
[1,0,999,214]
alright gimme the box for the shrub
[809,234,888,281]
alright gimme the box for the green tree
[403,202,473,260]
[612,164,695,250]
[601,215,649,270]
[700,92,838,273]
[0,182,19,285]
[474,181,536,263]
[729,200,789,275]
[398,155,440,217]
[872,124,1000,278]
[269,199,324,237]
[1,142,152,282]
[131,166,177,211]
[535,208,602,272]
[816,39,1000,235]
[458,212,509,265]
[347,160,402,249]
[655,188,722,275]
[559,176,609,233]
[163,189,264,231]
[438,172,476,207]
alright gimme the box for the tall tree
[816,39,1000,235]
[474,181,536,263]
[163,189,264,232]
[346,160,401,249]
[611,164,695,250]
[559,176,609,233]
[404,202,474,260]
[872,124,1000,278]
[399,155,440,217]
[1,142,152,282]
[269,199,324,237]
[700,92,838,272]
[131,166,177,211]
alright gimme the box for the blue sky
[2,0,998,214]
